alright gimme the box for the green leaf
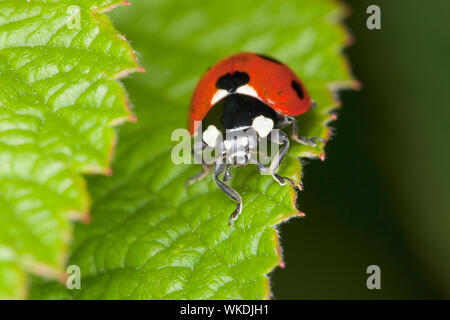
[0,262,26,299]
[30,0,356,299]
[0,0,140,298]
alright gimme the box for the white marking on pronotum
[236,84,259,99]
[211,89,228,105]
[252,115,274,138]
[203,125,221,147]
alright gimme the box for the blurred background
[272,0,450,299]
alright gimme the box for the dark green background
[272,0,450,299]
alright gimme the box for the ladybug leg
[185,164,212,189]
[272,172,296,187]
[186,141,213,189]
[223,164,232,182]
[265,131,296,187]
[285,115,323,147]
[213,161,242,226]
[256,159,293,186]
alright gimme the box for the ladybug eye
[291,80,304,99]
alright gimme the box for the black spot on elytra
[215,71,250,93]
[291,80,304,99]
[256,53,283,65]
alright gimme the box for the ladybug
[187,52,318,225]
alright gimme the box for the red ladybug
[187,52,318,225]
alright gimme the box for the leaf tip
[104,167,114,177]
[68,207,90,222]
[319,153,326,161]
[114,68,139,79]
[353,80,362,90]
[128,113,138,122]
[57,271,69,285]
[81,213,92,225]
